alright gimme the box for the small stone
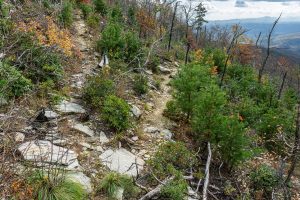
[158,65,171,74]
[144,126,160,133]
[131,105,142,118]
[161,129,173,140]
[144,154,150,158]
[131,136,139,141]
[44,110,59,120]
[100,131,109,144]
[96,146,104,152]
[15,132,25,142]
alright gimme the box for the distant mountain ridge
[208,17,300,62]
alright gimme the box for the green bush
[27,171,87,200]
[0,61,32,100]
[218,116,251,168]
[124,31,140,62]
[0,0,9,18]
[93,0,107,16]
[79,3,92,19]
[83,75,115,108]
[161,176,188,200]
[250,165,280,196]
[97,22,124,58]
[86,13,99,28]
[163,100,182,121]
[148,141,195,178]
[59,1,73,27]
[11,32,63,84]
[99,172,139,199]
[102,95,131,132]
[256,107,295,155]
[191,84,227,142]
[109,4,123,22]
[172,63,212,119]
[133,74,148,95]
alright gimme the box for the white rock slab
[100,131,109,144]
[44,110,59,119]
[144,126,160,133]
[73,123,95,137]
[18,140,80,170]
[67,172,92,193]
[131,105,142,118]
[158,65,171,74]
[100,148,145,177]
[55,100,85,114]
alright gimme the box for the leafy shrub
[161,176,188,200]
[163,100,182,121]
[93,0,107,16]
[109,4,123,22]
[83,75,115,108]
[124,31,141,62]
[27,171,87,200]
[148,141,195,178]
[256,107,295,155]
[102,95,131,132]
[191,84,227,142]
[218,116,251,168]
[0,0,9,18]
[59,1,73,27]
[11,32,63,84]
[97,22,124,58]
[0,61,32,100]
[250,165,280,196]
[99,172,139,199]
[86,13,99,28]
[172,63,212,119]
[79,3,92,19]
[133,74,148,95]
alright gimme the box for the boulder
[66,172,92,193]
[100,148,145,177]
[73,123,95,137]
[18,140,80,170]
[55,101,86,114]
[161,129,173,140]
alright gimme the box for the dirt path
[141,73,175,130]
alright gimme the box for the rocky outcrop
[100,148,145,177]
[18,140,80,170]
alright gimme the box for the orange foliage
[17,16,74,56]
[211,66,218,75]
[136,9,156,37]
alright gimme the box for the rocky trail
[12,12,180,198]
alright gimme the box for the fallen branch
[138,176,175,200]
[203,142,212,200]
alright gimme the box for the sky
[192,0,300,21]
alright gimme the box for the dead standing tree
[182,0,196,65]
[258,14,281,83]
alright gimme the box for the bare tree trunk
[167,1,178,51]
[278,71,287,100]
[285,103,300,183]
[203,142,212,200]
[185,43,190,65]
[258,14,281,83]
